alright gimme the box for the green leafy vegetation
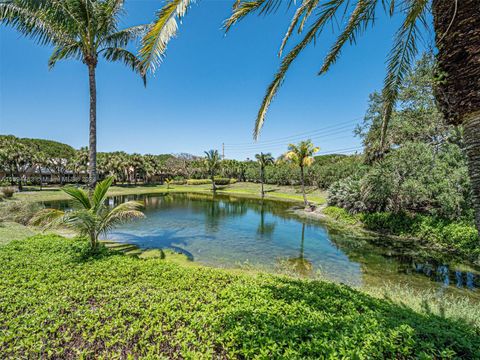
[1,235,479,358]
[31,177,144,249]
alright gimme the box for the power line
[224,117,362,148]
[225,129,358,151]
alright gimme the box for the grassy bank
[1,235,479,359]
[322,206,480,264]
[15,182,327,204]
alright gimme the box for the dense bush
[310,155,366,190]
[1,235,479,358]
[328,142,472,220]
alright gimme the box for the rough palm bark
[433,0,480,233]
[260,167,265,198]
[211,172,216,193]
[300,166,308,206]
[88,62,98,189]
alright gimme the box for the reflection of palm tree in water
[288,223,313,276]
[257,202,276,237]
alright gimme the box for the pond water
[51,192,480,300]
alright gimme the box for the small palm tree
[30,177,144,249]
[285,140,319,206]
[0,0,147,189]
[255,152,274,198]
[204,150,221,192]
[164,178,173,190]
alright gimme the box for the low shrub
[187,179,212,185]
[0,235,478,358]
[171,179,187,185]
[323,206,361,226]
[213,177,232,185]
[0,200,42,225]
[361,212,480,258]
[1,186,16,198]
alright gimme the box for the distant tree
[71,147,89,183]
[0,0,147,189]
[31,177,144,250]
[0,136,34,190]
[255,152,274,198]
[204,150,221,192]
[285,141,319,206]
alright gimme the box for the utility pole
[222,143,225,159]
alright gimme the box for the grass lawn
[15,182,327,204]
[1,235,479,359]
[0,221,36,246]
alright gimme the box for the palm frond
[99,200,144,235]
[48,42,82,68]
[253,1,345,138]
[224,0,293,32]
[379,0,428,148]
[102,47,146,86]
[102,24,148,48]
[29,208,65,229]
[92,176,114,211]
[140,0,194,73]
[319,0,377,74]
[62,186,91,209]
[278,0,319,57]
[0,0,73,46]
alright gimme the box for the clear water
[52,192,480,300]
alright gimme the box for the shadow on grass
[218,277,480,358]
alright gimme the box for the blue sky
[0,1,429,159]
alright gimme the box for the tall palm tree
[255,152,274,198]
[30,177,144,249]
[0,0,147,189]
[142,1,480,234]
[285,140,319,206]
[204,149,221,192]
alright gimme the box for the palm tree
[30,177,144,249]
[204,150,221,192]
[142,1,480,235]
[0,0,147,189]
[255,152,274,198]
[285,140,319,206]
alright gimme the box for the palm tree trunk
[211,173,216,192]
[300,166,307,206]
[433,0,480,234]
[260,167,265,198]
[463,113,480,232]
[88,63,97,190]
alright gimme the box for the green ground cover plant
[323,206,480,262]
[0,235,479,359]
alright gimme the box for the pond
[51,192,480,300]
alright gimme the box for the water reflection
[47,192,480,298]
[257,203,276,238]
[286,224,313,276]
[415,263,477,290]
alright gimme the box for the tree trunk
[16,166,22,191]
[300,166,307,206]
[463,113,480,232]
[433,0,480,234]
[88,63,98,190]
[260,167,265,198]
[211,172,216,192]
